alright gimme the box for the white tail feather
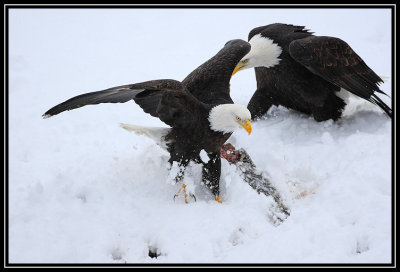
[378,75,390,83]
[120,123,170,149]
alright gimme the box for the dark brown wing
[43,79,185,118]
[137,87,208,128]
[182,39,250,104]
[43,84,144,117]
[43,79,207,128]
[289,36,391,117]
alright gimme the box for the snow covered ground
[8,8,393,265]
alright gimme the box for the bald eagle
[232,23,392,121]
[43,39,252,203]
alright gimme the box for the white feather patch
[244,34,282,68]
[335,88,360,104]
[120,123,170,149]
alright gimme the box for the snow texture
[8,8,392,264]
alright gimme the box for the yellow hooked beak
[238,120,252,135]
[232,63,248,76]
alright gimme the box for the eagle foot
[173,184,196,204]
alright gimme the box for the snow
[199,150,210,164]
[8,8,393,265]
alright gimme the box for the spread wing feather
[42,84,143,117]
[43,79,207,128]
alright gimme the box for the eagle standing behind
[232,23,392,121]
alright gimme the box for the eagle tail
[120,123,170,148]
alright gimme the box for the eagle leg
[201,152,223,203]
[170,161,196,204]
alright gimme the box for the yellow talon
[215,196,222,203]
[176,183,186,195]
[174,184,196,204]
